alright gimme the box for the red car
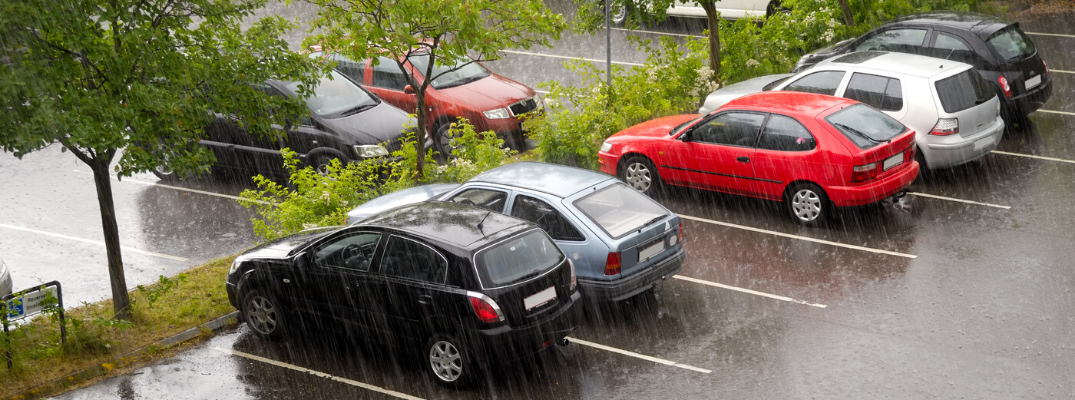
[598,92,920,225]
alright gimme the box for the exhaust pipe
[557,338,570,346]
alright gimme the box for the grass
[0,255,238,399]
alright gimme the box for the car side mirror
[403,85,415,95]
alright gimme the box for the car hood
[239,227,340,261]
[611,115,700,140]
[698,73,794,114]
[345,183,461,225]
[317,102,414,144]
[437,74,534,112]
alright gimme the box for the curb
[13,311,240,400]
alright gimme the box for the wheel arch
[782,179,828,201]
[615,152,655,175]
[305,147,350,166]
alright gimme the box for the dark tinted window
[988,26,1036,61]
[510,195,585,241]
[784,71,846,96]
[476,230,564,287]
[855,28,928,52]
[380,236,447,283]
[844,73,903,111]
[690,112,766,146]
[931,33,976,64]
[757,115,816,152]
[371,57,410,91]
[825,104,908,149]
[446,188,507,212]
[935,69,996,113]
[573,183,668,238]
[314,232,382,272]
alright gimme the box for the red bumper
[827,161,919,207]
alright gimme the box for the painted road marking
[72,170,273,205]
[566,337,712,373]
[991,150,1075,165]
[1052,69,1075,75]
[605,26,707,38]
[501,49,644,66]
[1038,109,1075,117]
[906,192,1011,210]
[1025,32,1075,38]
[678,214,917,259]
[214,347,424,400]
[673,275,827,308]
[0,223,188,262]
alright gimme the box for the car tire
[425,333,475,389]
[619,156,663,197]
[605,1,628,26]
[784,182,829,226]
[240,288,288,341]
[309,154,337,176]
[433,122,456,158]
[152,164,181,182]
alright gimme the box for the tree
[0,0,323,320]
[300,0,568,180]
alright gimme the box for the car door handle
[417,295,433,305]
[737,156,750,163]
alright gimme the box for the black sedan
[225,202,581,387]
[154,70,414,180]
[794,12,1051,120]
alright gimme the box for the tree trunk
[701,1,721,83]
[414,90,427,182]
[838,0,854,26]
[89,158,131,320]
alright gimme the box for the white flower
[303,223,317,230]
[822,29,835,42]
[746,59,760,68]
[321,191,330,201]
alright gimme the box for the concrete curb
[13,311,240,400]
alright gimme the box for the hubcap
[791,189,822,222]
[429,340,463,382]
[611,4,627,23]
[245,295,278,335]
[437,126,457,157]
[624,162,652,192]
[155,165,173,175]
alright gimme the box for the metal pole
[605,0,612,93]
[2,302,10,370]
[55,282,66,347]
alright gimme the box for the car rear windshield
[476,230,564,287]
[935,69,996,114]
[824,104,907,149]
[988,26,1036,62]
[408,54,491,90]
[573,183,669,239]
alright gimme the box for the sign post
[1,281,65,369]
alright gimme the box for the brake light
[906,143,916,163]
[998,76,1011,97]
[468,293,503,323]
[604,252,621,275]
[568,260,577,292]
[678,223,683,243]
[851,163,878,183]
[930,118,959,136]
[1043,59,1049,77]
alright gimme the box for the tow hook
[557,338,570,347]
[893,190,907,200]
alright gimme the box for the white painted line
[1038,109,1075,117]
[673,275,827,308]
[906,192,1011,210]
[500,49,644,66]
[565,337,712,373]
[605,26,706,38]
[214,347,424,400]
[1025,31,1075,38]
[72,169,273,205]
[678,214,917,259]
[0,223,188,262]
[1053,69,1075,75]
[535,89,550,94]
[991,150,1075,165]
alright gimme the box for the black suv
[225,202,581,387]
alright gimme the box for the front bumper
[467,290,582,365]
[578,247,685,302]
[827,161,920,207]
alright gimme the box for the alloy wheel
[429,340,463,382]
[624,162,652,192]
[245,295,278,335]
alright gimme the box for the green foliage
[434,118,518,183]
[135,274,188,308]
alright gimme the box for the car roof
[723,91,857,117]
[468,161,615,198]
[817,51,972,78]
[360,201,536,251]
[887,11,1012,37]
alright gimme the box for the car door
[279,114,331,161]
[305,230,386,333]
[663,111,766,195]
[366,56,417,114]
[367,234,452,345]
[750,114,822,199]
[853,27,931,54]
[505,193,598,273]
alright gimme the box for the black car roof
[887,11,1013,38]
[360,202,536,252]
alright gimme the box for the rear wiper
[833,122,886,144]
[642,215,665,229]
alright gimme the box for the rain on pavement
[6,1,1071,398]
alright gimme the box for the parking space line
[0,223,188,262]
[500,49,644,66]
[678,214,917,258]
[605,26,707,38]
[906,192,1011,209]
[71,169,273,205]
[672,275,827,308]
[991,150,1075,165]
[565,337,712,373]
[1038,109,1075,117]
[1025,32,1075,38]
[1052,69,1075,75]
[214,347,424,400]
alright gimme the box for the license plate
[1025,74,1042,90]
[883,153,903,171]
[974,136,995,150]
[524,286,556,310]
[638,239,665,262]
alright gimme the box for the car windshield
[825,104,907,149]
[935,69,996,113]
[285,70,378,117]
[476,230,564,287]
[573,183,669,239]
[988,26,1036,61]
[408,54,491,90]
[671,116,704,135]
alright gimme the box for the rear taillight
[1043,59,1049,77]
[998,76,1011,97]
[568,259,577,292]
[467,293,504,324]
[906,143,916,163]
[930,118,959,136]
[675,223,683,245]
[851,163,878,183]
[604,252,621,276]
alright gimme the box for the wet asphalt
[4,1,1072,399]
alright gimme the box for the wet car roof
[361,202,535,250]
[725,91,858,117]
[821,51,971,78]
[468,161,613,198]
[888,11,1011,36]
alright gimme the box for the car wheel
[310,154,336,176]
[433,123,457,158]
[152,163,181,182]
[240,289,288,341]
[605,1,627,26]
[784,182,829,226]
[619,156,663,197]
[426,333,474,388]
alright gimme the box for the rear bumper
[921,117,1005,169]
[578,247,684,302]
[1005,78,1052,117]
[827,161,920,207]
[468,290,582,365]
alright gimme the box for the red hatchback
[598,92,920,225]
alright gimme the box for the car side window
[331,55,366,84]
[313,232,383,272]
[510,195,585,242]
[756,114,817,152]
[446,188,508,212]
[690,112,766,147]
[379,236,448,284]
[783,71,846,96]
[931,32,976,64]
[371,57,410,91]
[844,73,904,112]
[855,28,928,52]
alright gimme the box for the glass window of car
[689,112,766,146]
[313,232,383,272]
[284,70,377,117]
[476,230,564,287]
[825,104,908,149]
[987,26,1036,62]
[783,71,846,96]
[855,28,928,52]
[756,114,816,152]
[510,195,585,242]
[331,54,366,83]
[445,188,508,212]
[935,69,996,113]
[371,56,410,91]
[408,54,491,90]
[573,183,669,239]
[844,73,903,112]
[379,236,448,283]
[931,32,976,64]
